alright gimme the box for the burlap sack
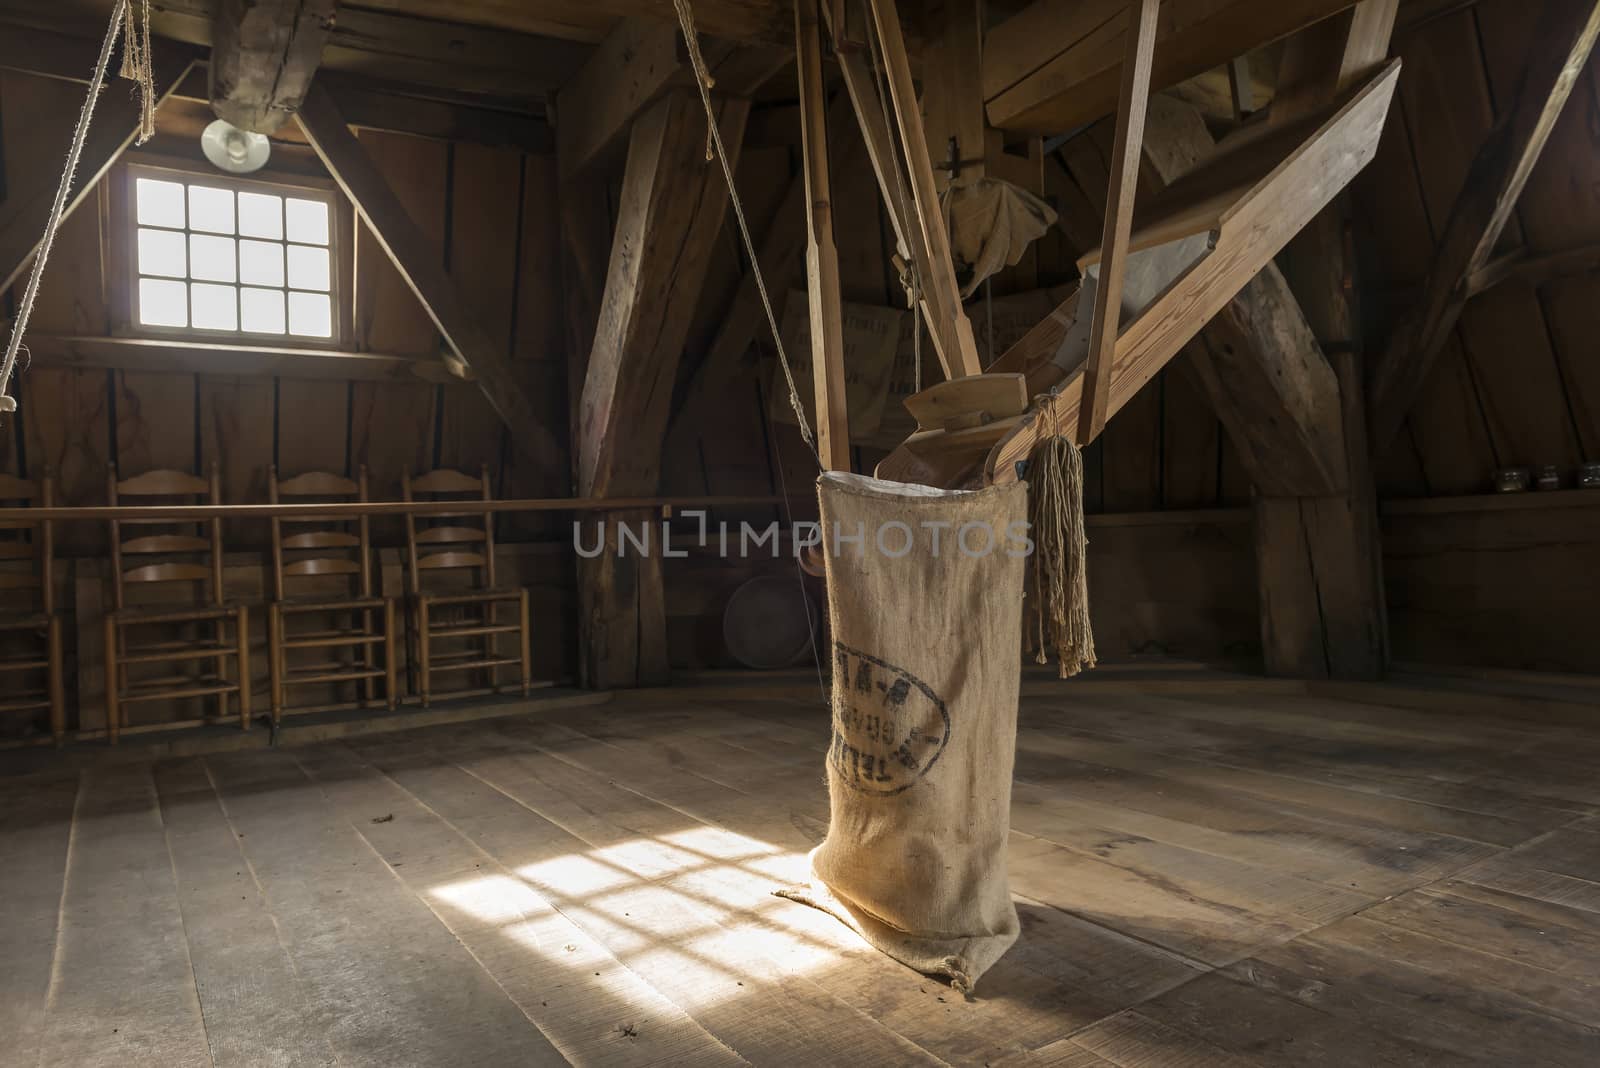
[779,472,1027,992]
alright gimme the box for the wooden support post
[1368,0,1600,456]
[209,0,337,134]
[575,90,750,689]
[295,83,564,473]
[863,0,984,379]
[796,0,850,470]
[1077,0,1159,445]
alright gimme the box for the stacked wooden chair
[402,466,531,705]
[266,467,397,726]
[0,471,65,744]
[104,466,251,742]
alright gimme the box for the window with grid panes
[132,170,336,339]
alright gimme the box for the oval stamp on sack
[829,643,950,795]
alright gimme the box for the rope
[119,0,157,143]
[672,0,821,469]
[0,0,135,416]
[1028,431,1096,678]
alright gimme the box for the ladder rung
[121,681,239,704]
[283,667,385,686]
[0,696,52,713]
[427,657,520,674]
[0,657,50,672]
[284,633,385,649]
[120,643,236,666]
[426,623,519,640]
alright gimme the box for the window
[131,170,337,340]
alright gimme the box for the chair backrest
[269,466,371,601]
[0,470,55,616]
[107,466,224,611]
[402,465,496,595]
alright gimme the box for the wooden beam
[0,50,196,294]
[1368,0,1600,456]
[208,0,336,134]
[555,16,788,183]
[17,334,460,383]
[1268,0,1397,124]
[865,0,984,379]
[574,88,749,689]
[982,0,1359,134]
[294,81,563,471]
[1466,241,1600,297]
[985,61,1398,482]
[1077,0,1160,445]
[796,0,849,470]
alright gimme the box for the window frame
[114,154,351,349]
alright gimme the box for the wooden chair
[266,467,398,726]
[402,466,531,705]
[104,466,250,742]
[0,471,65,744]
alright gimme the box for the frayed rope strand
[1029,436,1096,678]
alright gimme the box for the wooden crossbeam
[1077,0,1160,445]
[796,0,849,470]
[985,61,1399,483]
[0,50,196,294]
[208,0,336,134]
[295,82,563,472]
[1367,0,1600,456]
[982,0,1360,134]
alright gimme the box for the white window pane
[285,198,329,245]
[237,191,283,239]
[138,278,187,327]
[288,291,332,337]
[191,282,239,331]
[137,228,186,278]
[188,234,237,283]
[136,178,185,228]
[188,185,235,234]
[286,244,330,291]
[239,240,284,286]
[240,287,286,334]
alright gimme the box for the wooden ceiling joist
[982,0,1363,134]
[293,82,563,471]
[1367,0,1600,458]
[208,0,336,134]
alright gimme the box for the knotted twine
[1028,401,1096,677]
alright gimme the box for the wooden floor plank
[339,727,950,1066]
[151,759,339,1068]
[287,739,750,1068]
[36,765,213,1068]
[202,750,569,1067]
[0,772,79,1068]
[1067,1009,1256,1067]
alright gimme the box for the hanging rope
[1028,397,1096,677]
[0,0,155,416]
[672,0,821,469]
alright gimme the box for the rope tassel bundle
[1029,435,1096,677]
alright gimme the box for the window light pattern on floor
[134,175,334,339]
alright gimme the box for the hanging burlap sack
[778,472,1028,993]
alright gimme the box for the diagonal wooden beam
[295,82,562,470]
[1367,0,1600,456]
[1077,0,1160,444]
[0,50,196,293]
[208,0,336,134]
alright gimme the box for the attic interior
[0,0,1598,1063]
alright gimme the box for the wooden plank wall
[1,73,569,521]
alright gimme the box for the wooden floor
[4,677,1599,1067]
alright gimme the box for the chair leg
[519,589,532,697]
[48,616,65,746]
[486,599,500,695]
[417,598,431,708]
[214,615,229,723]
[360,606,376,706]
[268,603,283,729]
[236,607,252,730]
[384,598,398,712]
[103,613,120,745]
